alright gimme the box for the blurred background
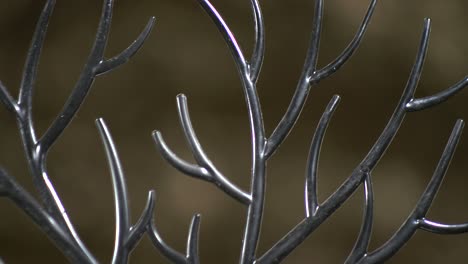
[0,0,466,263]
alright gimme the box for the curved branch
[311,0,378,82]
[18,0,55,144]
[195,0,248,73]
[264,0,377,159]
[419,218,468,235]
[345,172,374,264]
[96,17,156,75]
[305,95,340,217]
[249,0,265,83]
[174,94,251,205]
[258,19,434,264]
[186,214,201,264]
[363,119,464,263]
[406,76,468,112]
[96,118,131,264]
[148,220,187,264]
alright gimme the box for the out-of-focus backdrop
[0,0,467,263]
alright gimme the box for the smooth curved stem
[195,0,248,73]
[186,214,201,264]
[406,76,468,112]
[419,218,468,234]
[263,0,324,159]
[305,95,340,217]
[96,17,156,75]
[96,118,131,264]
[249,0,265,83]
[148,221,187,264]
[18,0,55,147]
[345,172,374,264]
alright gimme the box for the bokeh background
[0,0,467,263]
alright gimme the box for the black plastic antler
[0,0,154,262]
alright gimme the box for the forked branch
[153,94,251,205]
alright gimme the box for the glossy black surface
[0,0,467,263]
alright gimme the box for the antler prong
[96,17,156,75]
[305,95,340,217]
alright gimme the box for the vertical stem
[239,77,266,264]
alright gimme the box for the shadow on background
[0,0,467,263]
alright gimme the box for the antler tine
[18,0,55,147]
[175,94,252,205]
[249,0,265,83]
[312,0,378,82]
[96,16,156,75]
[96,118,132,264]
[305,95,340,217]
[361,119,464,263]
[186,214,202,264]
[196,0,248,75]
[406,76,468,112]
[419,219,468,235]
[39,0,155,155]
[264,0,377,159]
[345,172,374,264]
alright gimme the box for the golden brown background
[0,0,467,263]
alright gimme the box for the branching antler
[0,0,154,262]
[0,0,466,263]
[154,1,468,263]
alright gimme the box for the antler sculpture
[0,0,467,263]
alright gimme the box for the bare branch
[0,81,20,116]
[419,218,468,235]
[311,0,378,82]
[186,214,201,264]
[96,118,131,264]
[18,0,55,144]
[258,19,434,263]
[96,17,156,75]
[249,0,265,83]
[264,0,377,159]
[196,0,248,74]
[406,76,468,112]
[345,172,374,264]
[38,0,114,153]
[363,119,464,263]
[174,94,251,205]
[0,168,97,263]
[305,95,340,217]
